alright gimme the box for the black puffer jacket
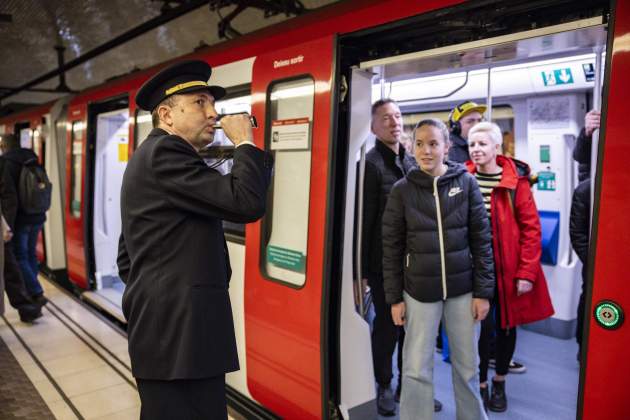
[382,162,495,304]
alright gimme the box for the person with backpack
[0,133,51,305]
[465,122,554,412]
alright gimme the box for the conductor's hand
[391,302,406,326]
[584,110,601,137]
[220,114,254,146]
[472,298,490,321]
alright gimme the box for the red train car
[1,0,628,418]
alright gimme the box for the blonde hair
[468,121,503,146]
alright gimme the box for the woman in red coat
[466,122,554,413]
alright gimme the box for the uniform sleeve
[117,233,130,284]
[467,174,495,299]
[152,137,273,223]
[569,181,590,264]
[360,161,381,276]
[382,182,406,304]
[513,178,543,282]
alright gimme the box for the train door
[64,113,88,289]
[44,99,70,289]
[581,2,630,418]
[82,97,129,321]
[32,122,47,265]
[340,5,617,419]
[243,35,337,419]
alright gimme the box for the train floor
[375,320,580,419]
[0,276,241,420]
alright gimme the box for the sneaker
[488,358,527,374]
[508,360,526,374]
[377,386,396,416]
[488,379,507,412]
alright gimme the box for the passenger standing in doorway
[448,102,528,375]
[383,118,494,420]
[447,101,487,163]
[118,60,273,420]
[0,137,43,322]
[573,109,601,181]
[361,99,441,415]
[0,133,48,305]
[466,122,554,412]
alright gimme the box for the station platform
[0,276,240,420]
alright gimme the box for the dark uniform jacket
[382,162,494,304]
[448,132,470,164]
[3,148,46,227]
[361,140,416,280]
[117,128,273,380]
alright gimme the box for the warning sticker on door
[270,118,310,150]
[267,245,306,273]
[118,142,128,162]
[537,171,556,191]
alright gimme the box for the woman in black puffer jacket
[382,118,494,420]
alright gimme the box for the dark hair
[151,95,179,128]
[371,98,398,116]
[413,118,450,146]
[1,133,20,151]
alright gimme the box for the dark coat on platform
[117,128,272,380]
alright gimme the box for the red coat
[466,156,554,329]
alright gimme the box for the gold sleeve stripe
[165,81,208,96]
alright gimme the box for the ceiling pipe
[0,0,209,102]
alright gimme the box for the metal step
[82,290,126,324]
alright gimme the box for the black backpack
[18,157,52,215]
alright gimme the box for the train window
[402,106,515,157]
[70,121,85,218]
[261,77,314,287]
[134,110,153,149]
[19,127,33,149]
[211,94,252,239]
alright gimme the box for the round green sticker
[594,301,624,330]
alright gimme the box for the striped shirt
[475,170,503,219]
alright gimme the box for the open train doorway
[339,12,608,420]
[83,98,129,321]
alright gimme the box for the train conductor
[117,60,273,419]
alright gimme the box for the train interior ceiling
[340,20,606,418]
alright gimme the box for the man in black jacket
[448,101,486,163]
[117,60,273,419]
[361,99,441,415]
[570,179,590,359]
[0,133,47,305]
[0,139,42,322]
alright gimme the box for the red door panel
[581,2,630,418]
[245,35,335,419]
[65,110,88,289]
